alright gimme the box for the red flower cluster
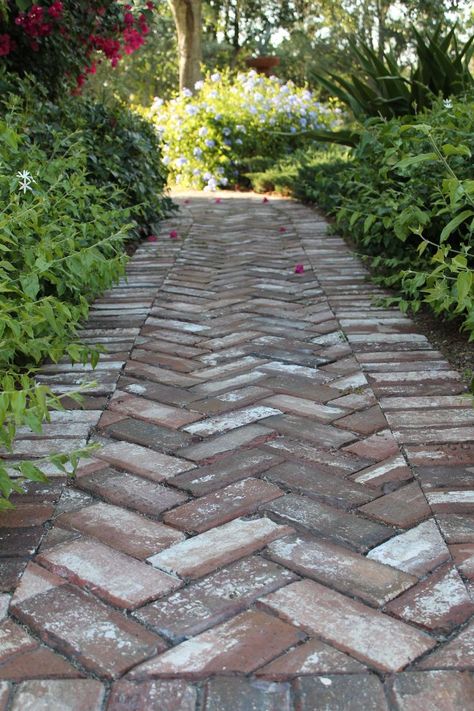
[2,1,152,87]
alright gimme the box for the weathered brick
[256,638,366,679]
[168,448,281,495]
[437,514,474,543]
[38,537,181,609]
[95,441,195,481]
[163,478,283,532]
[367,519,450,576]
[335,405,387,435]
[262,438,373,475]
[350,454,412,488]
[10,680,105,711]
[359,481,430,528]
[426,490,474,514]
[417,619,474,669]
[449,543,474,580]
[0,527,43,557]
[182,405,281,436]
[203,677,291,711]
[104,417,195,452]
[266,534,417,606]
[263,494,392,552]
[134,556,297,642]
[77,468,188,517]
[386,564,474,633]
[56,502,185,559]
[178,424,273,461]
[148,517,292,579]
[128,610,304,679]
[11,562,65,606]
[107,680,197,711]
[387,671,474,710]
[0,558,28,592]
[0,646,82,680]
[0,619,37,663]
[344,429,400,462]
[261,414,356,449]
[259,579,435,672]
[109,392,201,429]
[14,584,165,679]
[261,394,346,422]
[264,461,375,510]
[0,503,55,528]
[294,674,389,711]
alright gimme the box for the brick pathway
[0,192,473,710]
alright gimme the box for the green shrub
[5,74,173,233]
[148,70,341,190]
[254,95,474,336]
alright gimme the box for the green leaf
[440,210,474,243]
[442,143,471,158]
[395,152,437,170]
[456,271,472,303]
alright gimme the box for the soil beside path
[0,192,473,710]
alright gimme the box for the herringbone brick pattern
[0,192,473,709]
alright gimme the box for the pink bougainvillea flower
[262,197,269,203]
[279,226,287,233]
[169,230,179,239]
[215,197,222,204]
[183,199,190,204]
[147,235,158,242]
[294,264,304,274]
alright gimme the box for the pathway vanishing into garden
[0,192,473,710]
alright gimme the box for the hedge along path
[0,191,473,709]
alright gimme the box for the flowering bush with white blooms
[148,70,342,190]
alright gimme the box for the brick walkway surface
[0,192,473,710]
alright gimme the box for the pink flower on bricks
[294,264,304,274]
[169,230,179,239]
[184,199,190,204]
[279,226,287,233]
[262,197,269,203]
[215,197,222,204]
[147,235,158,242]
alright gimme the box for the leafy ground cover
[250,95,474,343]
[0,72,172,507]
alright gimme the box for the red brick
[0,558,28,592]
[11,680,105,711]
[266,534,417,606]
[190,386,272,416]
[359,481,430,528]
[386,564,474,633]
[128,610,304,679]
[344,429,399,461]
[261,394,346,421]
[0,646,83,680]
[449,543,474,580]
[183,405,281,437]
[148,516,292,579]
[38,537,181,609]
[264,461,375,510]
[258,376,338,403]
[134,556,297,642]
[263,493,392,552]
[367,519,450,576]
[56,502,185,559]
[168,448,282,495]
[77,468,188,517]
[107,679,197,711]
[203,677,291,711]
[388,671,474,710]
[261,414,356,449]
[426,490,474,514]
[95,441,195,481]
[350,454,412,488]
[11,562,65,606]
[178,424,273,462]
[163,478,283,532]
[335,405,387,435]
[0,620,37,663]
[294,674,389,711]
[13,584,165,679]
[109,392,201,429]
[0,504,55,528]
[437,514,474,543]
[256,638,366,679]
[417,619,474,669]
[0,527,43,557]
[124,360,201,387]
[259,579,435,672]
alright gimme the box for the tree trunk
[168,0,203,92]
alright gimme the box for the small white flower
[194,80,204,90]
[16,170,35,194]
[211,72,221,83]
[182,87,193,98]
[443,98,453,109]
[193,147,203,157]
[198,126,208,137]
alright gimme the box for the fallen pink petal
[279,227,287,233]
[215,198,222,204]
[262,197,269,203]
[294,264,304,274]
[169,230,179,239]
[146,235,158,242]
